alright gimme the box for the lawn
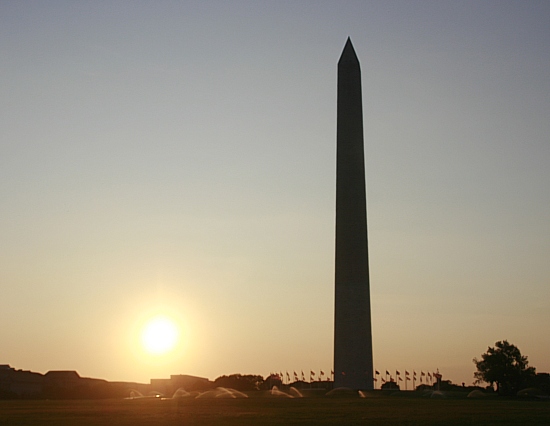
[1,394,549,425]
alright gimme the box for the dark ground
[1,394,549,425]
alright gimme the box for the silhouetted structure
[0,364,42,398]
[381,380,400,391]
[0,364,146,399]
[150,374,211,396]
[334,38,374,390]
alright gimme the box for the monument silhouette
[333,38,374,390]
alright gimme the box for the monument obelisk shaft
[334,38,373,390]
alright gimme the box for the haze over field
[1,1,549,386]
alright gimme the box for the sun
[140,315,179,355]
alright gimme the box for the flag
[398,377,403,381]
[301,371,305,380]
[373,378,377,382]
[396,371,400,375]
[421,371,425,376]
[413,371,417,376]
[375,370,380,375]
[385,370,390,375]
[406,377,411,381]
[311,371,315,376]
[381,378,386,383]
[405,371,409,376]
[320,370,325,376]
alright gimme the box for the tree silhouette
[473,340,536,395]
[213,374,264,391]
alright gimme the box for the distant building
[150,374,211,396]
[0,363,218,399]
[44,370,81,388]
[381,380,400,391]
[0,365,43,397]
[0,365,128,399]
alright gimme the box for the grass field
[1,395,549,425]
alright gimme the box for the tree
[213,374,264,391]
[473,340,536,395]
[380,380,400,391]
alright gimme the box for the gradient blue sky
[1,1,549,386]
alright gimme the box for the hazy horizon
[1,1,549,386]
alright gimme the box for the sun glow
[140,315,179,355]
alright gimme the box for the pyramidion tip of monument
[339,37,359,64]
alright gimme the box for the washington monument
[334,38,374,390]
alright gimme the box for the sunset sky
[1,1,549,386]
